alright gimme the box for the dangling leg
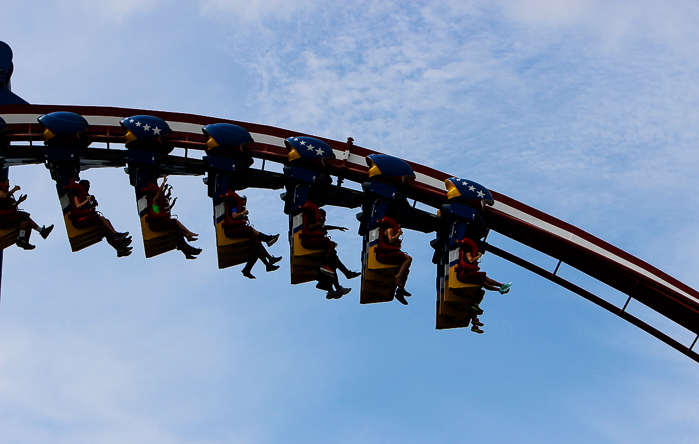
[22,215,53,240]
[101,216,131,255]
[471,312,484,334]
[257,231,280,247]
[100,215,128,239]
[331,251,361,279]
[320,242,338,277]
[394,254,412,289]
[16,218,35,250]
[394,255,413,304]
[242,255,258,279]
[175,234,201,259]
[100,216,117,236]
[103,223,132,257]
[250,232,280,271]
[326,271,351,299]
[176,220,198,241]
[483,276,512,293]
[469,289,486,322]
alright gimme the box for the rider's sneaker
[499,282,512,294]
[396,287,411,297]
[39,224,54,239]
[16,238,35,250]
[345,270,362,279]
[395,291,409,305]
[326,287,351,299]
[266,234,280,247]
[242,270,256,279]
[320,265,335,277]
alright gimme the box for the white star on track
[307,144,315,151]
[300,140,306,145]
[143,124,151,131]
[152,127,161,135]
[135,121,141,127]
[315,147,324,155]
[468,185,475,191]
[129,119,134,123]
[477,190,485,198]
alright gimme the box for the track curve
[1,103,698,362]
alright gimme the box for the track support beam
[486,242,699,364]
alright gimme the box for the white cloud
[199,0,321,22]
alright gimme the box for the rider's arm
[154,176,168,203]
[74,194,92,209]
[386,227,400,244]
[324,224,348,232]
[231,209,248,220]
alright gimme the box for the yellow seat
[435,265,484,330]
[445,265,482,303]
[436,305,473,329]
[63,211,103,252]
[0,225,20,250]
[360,245,400,304]
[290,231,325,284]
[215,222,252,269]
[140,215,176,258]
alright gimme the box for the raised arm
[154,175,168,203]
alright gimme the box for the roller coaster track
[1,103,698,363]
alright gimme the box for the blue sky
[2,1,699,443]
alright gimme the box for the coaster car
[360,217,402,304]
[436,237,485,329]
[0,183,25,250]
[290,202,327,284]
[139,182,176,258]
[215,189,253,269]
[60,179,103,252]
